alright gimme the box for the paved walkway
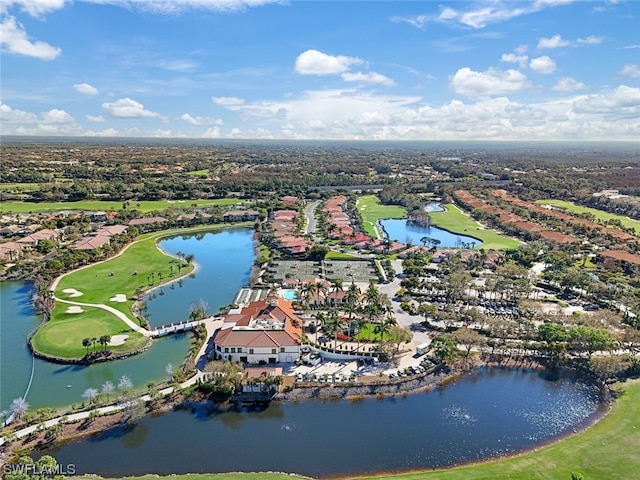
[0,316,225,446]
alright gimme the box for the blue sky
[1,0,639,140]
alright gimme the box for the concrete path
[53,296,152,336]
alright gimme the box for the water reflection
[41,368,605,479]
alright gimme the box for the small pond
[380,219,481,248]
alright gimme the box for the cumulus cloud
[0,15,61,59]
[180,113,223,125]
[620,64,640,79]
[450,67,530,96]
[501,52,529,68]
[1,0,69,17]
[0,101,82,135]
[538,33,603,49]
[572,85,640,115]
[295,49,363,76]
[86,114,105,122]
[577,35,603,45]
[212,96,245,107]
[341,71,395,86]
[102,98,160,118]
[552,77,587,92]
[537,34,571,49]
[530,56,556,74]
[74,83,99,95]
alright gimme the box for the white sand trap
[109,334,128,346]
[109,293,127,302]
[62,288,83,297]
[65,306,84,314]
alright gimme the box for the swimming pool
[281,289,298,300]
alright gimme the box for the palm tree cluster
[301,280,400,354]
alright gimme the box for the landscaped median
[29,223,251,362]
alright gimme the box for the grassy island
[30,224,250,361]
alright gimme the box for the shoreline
[2,356,611,476]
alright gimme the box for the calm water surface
[145,228,255,326]
[380,219,482,248]
[42,368,605,478]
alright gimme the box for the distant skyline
[1,0,639,141]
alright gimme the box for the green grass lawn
[93,379,640,480]
[536,199,640,233]
[33,224,250,360]
[30,305,147,360]
[430,204,521,251]
[357,195,406,238]
[0,198,245,214]
[325,250,362,260]
[184,169,210,177]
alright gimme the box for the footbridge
[150,316,222,337]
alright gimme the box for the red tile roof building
[213,295,303,364]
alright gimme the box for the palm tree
[326,309,344,350]
[82,387,98,405]
[9,397,29,421]
[99,335,111,351]
[118,374,133,393]
[90,337,98,353]
[165,363,175,381]
[101,381,115,402]
[420,236,432,247]
[355,317,367,352]
[82,337,91,355]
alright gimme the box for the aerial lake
[41,367,605,478]
[0,227,255,410]
[380,219,482,248]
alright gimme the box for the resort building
[213,294,303,365]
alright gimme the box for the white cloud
[202,126,222,138]
[180,113,223,125]
[341,71,395,86]
[0,101,82,135]
[552,77,587,92]
[530,56,556,74]
[537,34,571,49]
[0,101,38,124]
[212,96,245,107]
[577,35,603,45]
[501,52,529,68]
[450,67,531,97]
[102,98,160,118]
[86,114,105,122]
[572,85,640,115]
[0,15,61,59]
[1,0,69,17]
[392,1,577,30]
[620,64,640,79]
[76,0,283,14]
[538,33,603,49]
[74,83,99,95]
[295,49,363,76]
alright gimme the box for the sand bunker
[65,306,84,314]
[109,294,127,302]
[109,334,128,346]
[62,288,83,297]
